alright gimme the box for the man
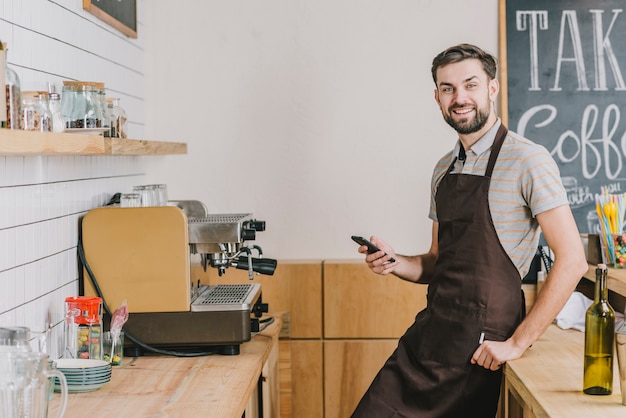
[351,44,588,417]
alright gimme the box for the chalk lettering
[590,9,626,91]
[516,10,549,91]
[517,103,626,180]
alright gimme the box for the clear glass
[48,91,64,132]
[583,264,616,395]
[60,81,77,129]
[64,82,98,129]
[21,93,52,132]
[133,185,158,207]
[0,351,67,418]
[120,193,141,208]
[156,184,168,206]
[0,326,31,353]
[37,93,52,132]
[107,97,127,138]
[103,331,124,365]
[96,83,109,130]
[4,50,21,129]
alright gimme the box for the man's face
[434,59,498,135]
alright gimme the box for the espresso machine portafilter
[171,201,277,279]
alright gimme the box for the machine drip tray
[191,283,261,312]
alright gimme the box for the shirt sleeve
[519,144,569,217]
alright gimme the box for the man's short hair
[431,44,497,85]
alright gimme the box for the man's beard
[443,104,490,135]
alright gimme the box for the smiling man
[351,44,588,417]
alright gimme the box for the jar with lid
[21,91,51,132]
[106,97,128,138]
[1,42,21,129]
[62,81,99,130]
[64,296,103,360]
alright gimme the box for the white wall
[0,0,148,355]
[142,0,500,260]
[0,0,501,354]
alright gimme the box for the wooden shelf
[0,129,187,156]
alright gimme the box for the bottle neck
[595,270,608,302]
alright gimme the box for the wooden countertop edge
[49,315,282,418]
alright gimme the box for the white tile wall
[0,0,148,357]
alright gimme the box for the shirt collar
[453,118,502,160]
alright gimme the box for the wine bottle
[583,263,615,395]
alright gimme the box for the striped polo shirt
[428,119,569,278]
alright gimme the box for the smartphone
[351,235,396,262]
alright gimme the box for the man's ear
[489,78,499,102]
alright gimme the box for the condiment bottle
[48,88,64,132]
[583,263,615,395]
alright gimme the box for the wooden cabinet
[200,260,324,418]
[324,340,398,418]
[323,260,427,338]
[202,260,427,417]
[322,260,428,418]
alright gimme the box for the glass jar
[3,43,21,129]
[62,81,99,129]
[64,296,103,360]
[21,91,51,132]
[107,97,128,138]
[95,82,109,130]
[61,81,78,129]
[38,92,52,132]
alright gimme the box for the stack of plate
[54,359,112,393]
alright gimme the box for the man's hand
[471,338,525,371]
[357,236,399,275]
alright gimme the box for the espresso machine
[80,200,277,355]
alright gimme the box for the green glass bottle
[583,263,615,395]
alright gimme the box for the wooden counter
[49,317,281,418]
[503,324,624,417]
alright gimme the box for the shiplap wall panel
[0,0,148,356]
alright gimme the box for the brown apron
[352,125,525,418]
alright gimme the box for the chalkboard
[500,0,626,234]
[83,0,137,38]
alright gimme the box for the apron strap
[485,124,508,178]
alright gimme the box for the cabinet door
[324,340,398,418]
[291,340,324,418]
[323,261,427,338]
